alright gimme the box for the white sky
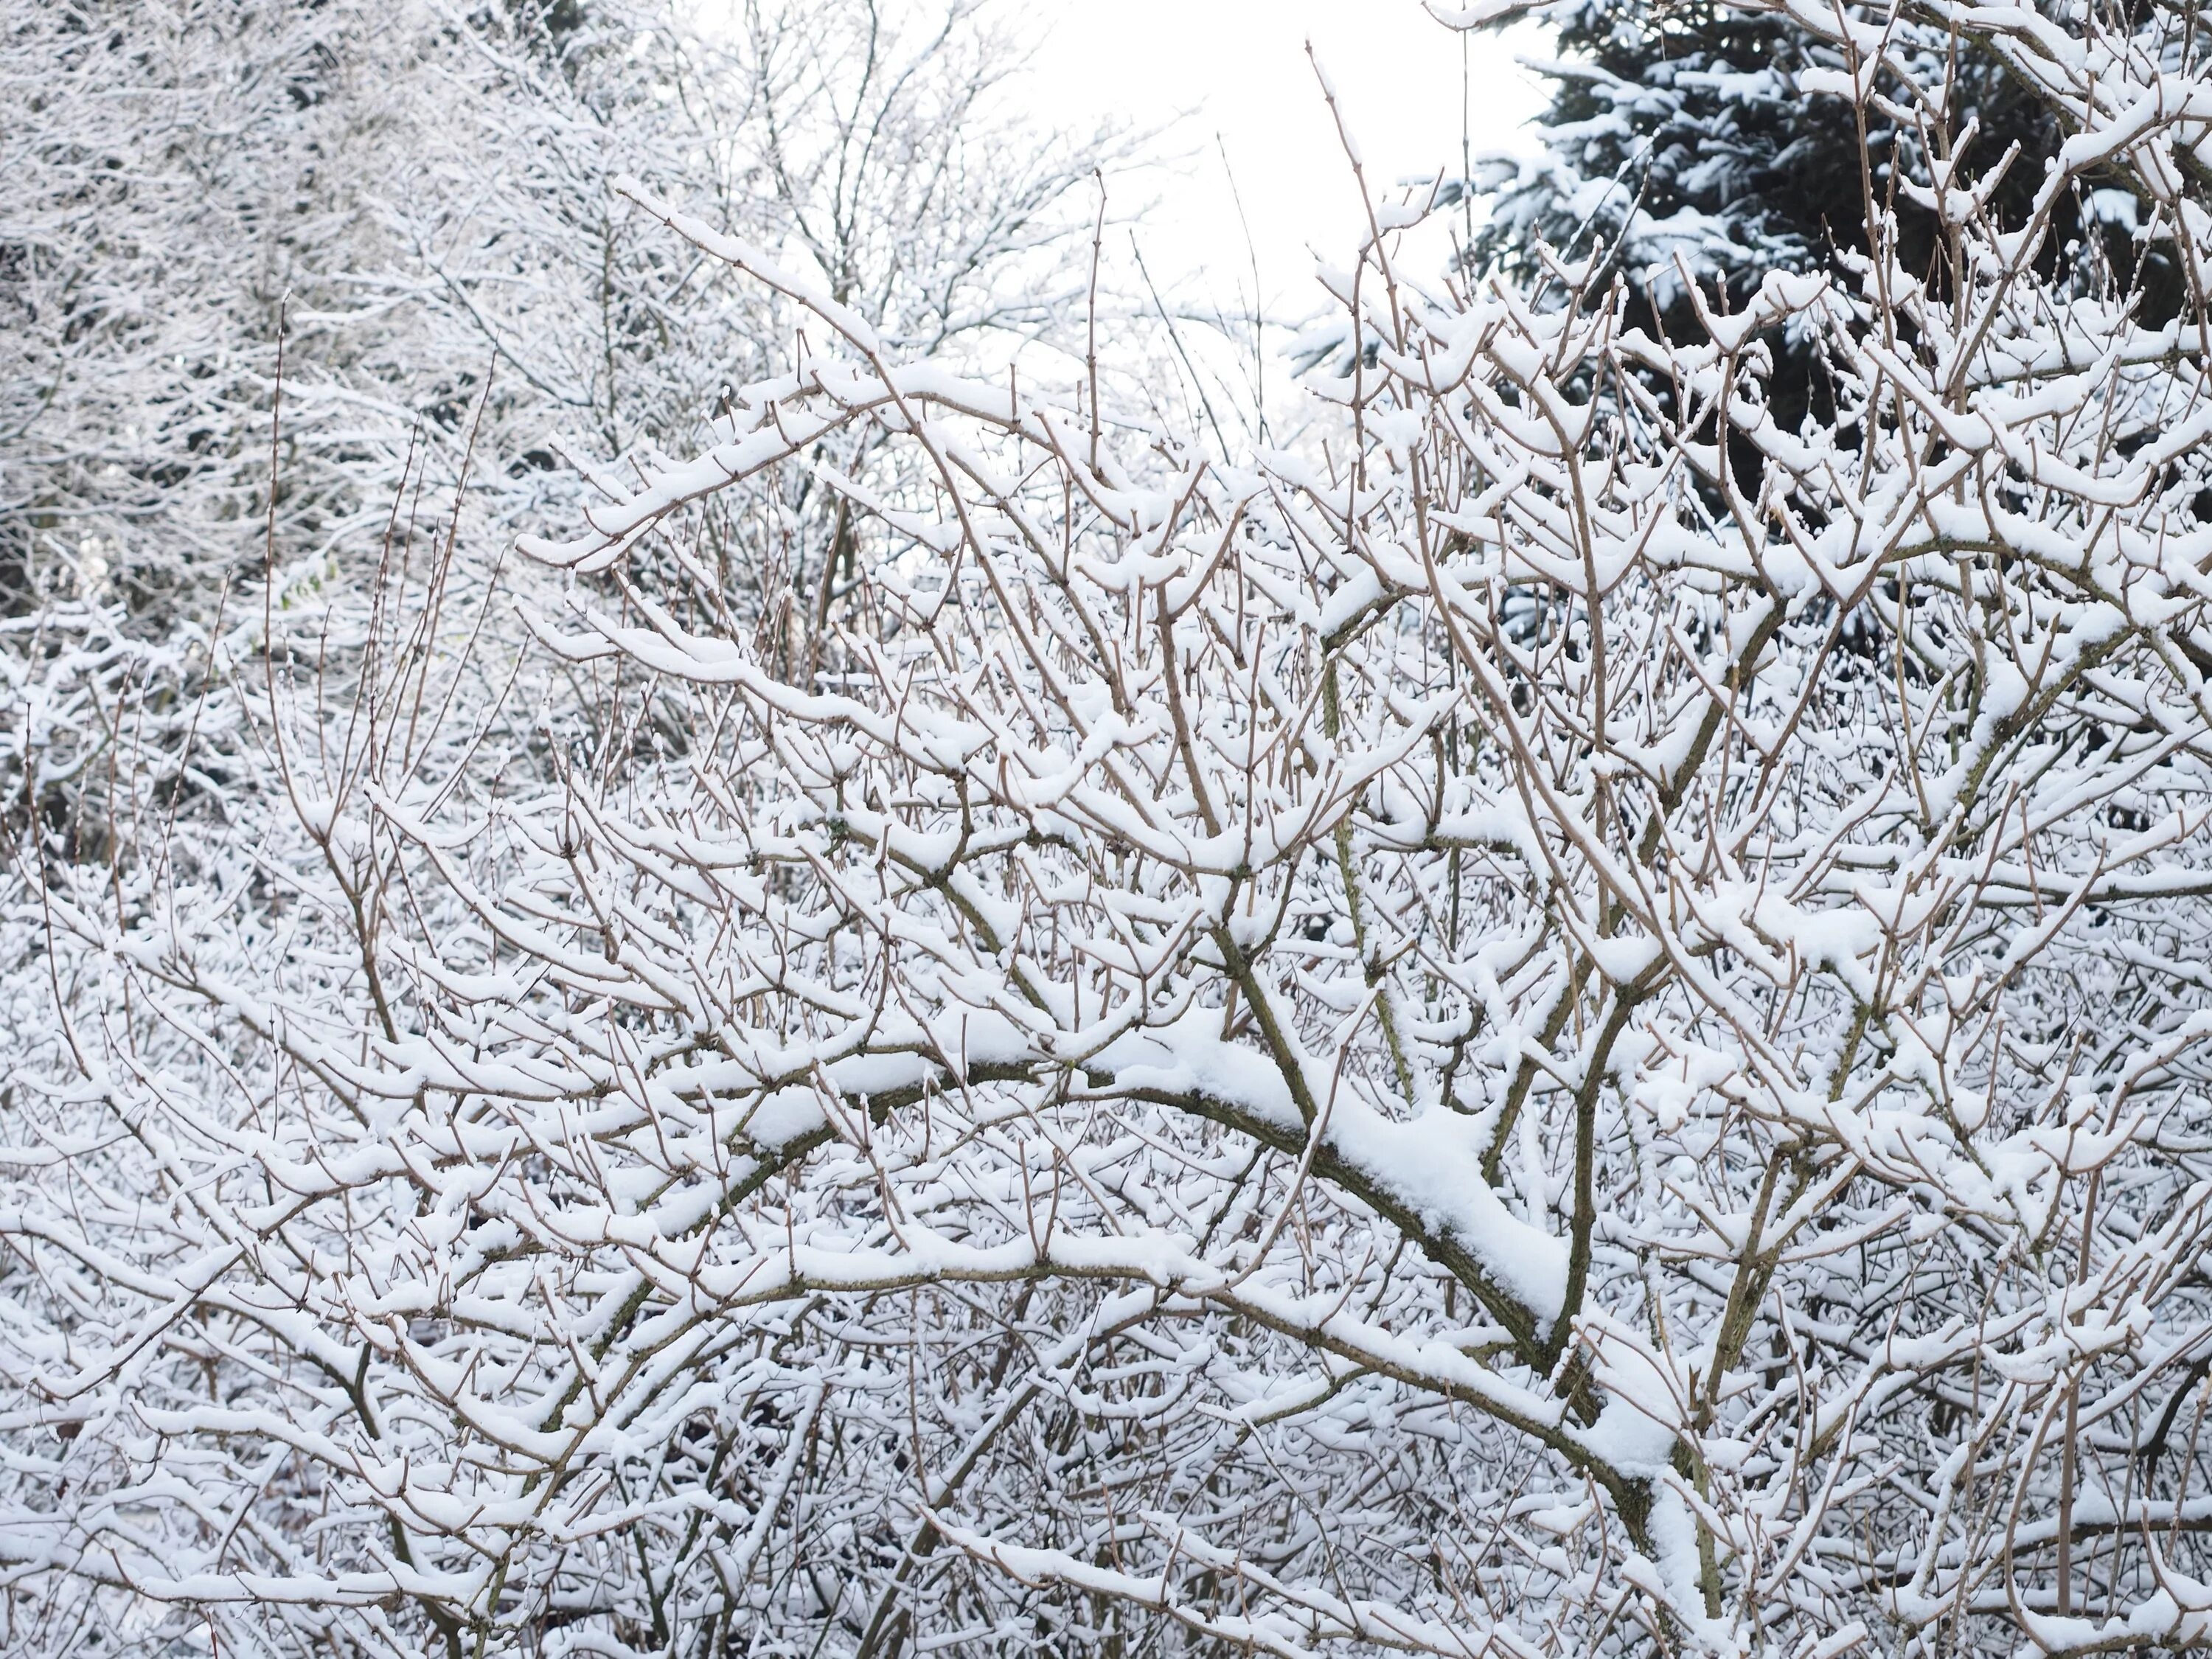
[1023,1,1548,321]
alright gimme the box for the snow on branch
[14,4,2212,1658]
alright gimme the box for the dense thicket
[12,4,2212,1659]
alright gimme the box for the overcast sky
[1024,1,1548,321]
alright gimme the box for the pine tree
[1465,1,2173,426]
[1475,3,1861,291]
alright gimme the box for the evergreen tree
[1464,1,2174,426]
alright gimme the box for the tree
[0,0,1106,626]
[0,0,1110,936]
[0,0,695,625]
[18,2,2212,1658]
[1458,0,2178,431]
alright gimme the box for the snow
[15,1,2212,1656]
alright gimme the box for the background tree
[0,0,1111,928]
[0,0,1108,621]
[1454,0,2180,431]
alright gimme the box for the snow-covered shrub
[15,4,2212,1657]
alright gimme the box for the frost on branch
[15,4,2212,1657]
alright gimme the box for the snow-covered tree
[0,0,1110,947]
[1457,0,2183,430]
[0,0,1106,624]
[17,3,2212,1658]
